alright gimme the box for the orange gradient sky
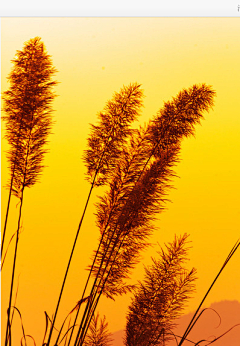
[1,18,240,345]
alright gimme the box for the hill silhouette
[112,300,240,346]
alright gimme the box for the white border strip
[0,0,240,17]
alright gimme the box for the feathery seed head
[2,37,57,198]
[83,83,144,186]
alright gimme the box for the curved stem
[178,239,240,346]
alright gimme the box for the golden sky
[1,17,240,345]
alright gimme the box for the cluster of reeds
[67,83,215,346]
[2,37,239,346]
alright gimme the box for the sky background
[1,17,240,345]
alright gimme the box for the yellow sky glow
[1,17,240,345]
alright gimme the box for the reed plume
[1,36,57,259]
[48,83,144,346]
[125,234,197,346]
[83,83,144,186]
[74,84,215,346]
[2,37,57,346]
[83,313,113,346]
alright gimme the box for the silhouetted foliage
[74,84,215,346]
[125,234,197,346]
[83,313,113,346]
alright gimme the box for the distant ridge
[112,300,240,346]
[112,329,126,346]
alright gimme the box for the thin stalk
[72,210,126,345]
[78,300,98,346]
[5,108,35,346]
[64,317,72,346]
[66,223,107,346]
[76,208,138,346]
[178,239,240,346]
[74,291,96,346]
[50,120,124,346]
[1,226,18,271]
[73,209,128,346]
[67,147,130,345]
[6,275,21,345]
[77,229,130,345]
[70,177,129,346]
[1,181,13,261]
[67,153,134,346]
[47,183,93,346]
[49,138,112,346]
[67,127,132,345]
[75,291,100,346]
[54,302,79,346]
[78,259,121,346]
[5,191,24,346]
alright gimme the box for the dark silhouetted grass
[2,37,57,346]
